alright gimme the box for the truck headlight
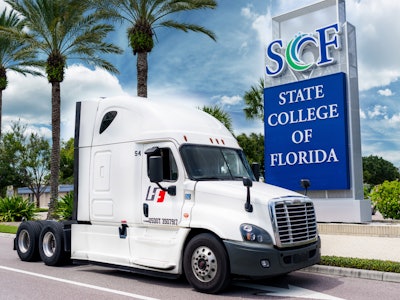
[240,224,273,244]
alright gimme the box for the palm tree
[94,0,217,98]
[6,0,122,219]
[243,78,264,121]
[0,8,42,137]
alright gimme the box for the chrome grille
[271,198,318,248]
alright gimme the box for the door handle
[143,203,149,217]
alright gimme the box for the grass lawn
[0,224,17,234]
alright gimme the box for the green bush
[54,192,74,220]
[369,180,400,219]
[321,256,400,273]
[0,196,36,222]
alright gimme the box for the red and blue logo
[145,186,166,203]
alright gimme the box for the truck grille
[270,198,318,248]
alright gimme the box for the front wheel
[183,233,231,294]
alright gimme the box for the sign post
[264,0,371,222]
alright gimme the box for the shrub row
[320,256,400,273]
[369,180,400,220]
[0,192,73,222]
[0,196,35,222]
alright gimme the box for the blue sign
[264,72,349,190]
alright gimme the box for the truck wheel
[39,221,67,266]
[15,221,43,261]
[183,233,231,294]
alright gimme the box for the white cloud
[367,105,387,119]
[378,89,394,97]
[3,64,129,141]
[241,4,271,45]
[347,0,400,91]
[220,95,242,106]
[388,114,400,126]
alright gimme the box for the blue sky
[1,0,400,167]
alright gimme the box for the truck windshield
[180,145,255,181]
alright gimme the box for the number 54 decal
[145,186,166,203]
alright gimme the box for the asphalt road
[1,233,400,300]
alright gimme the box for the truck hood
[194,180,306,204]
[189,180,309,241]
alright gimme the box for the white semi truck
[14,96,320,294]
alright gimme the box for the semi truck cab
[15,96,320,294]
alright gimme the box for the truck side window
[147,147,178,182]
[99,111,118,134]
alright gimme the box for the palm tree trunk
[137,52,148,98]
[47,81,61,219]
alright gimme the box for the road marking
[0,265,160,300]
[235,282,346,300]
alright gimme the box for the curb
[302,265,400,283]
[0,233,15,239]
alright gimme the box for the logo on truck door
[145,186,166,203]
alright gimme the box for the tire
[183,233,231,294]
[15,221,43,262]
[39,221,68,266]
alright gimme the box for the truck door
[128,142,187,270]
[141,142,184,226]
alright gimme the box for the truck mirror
[148,156,163,183]
[243,177,253,187]
[301,179,311,195]
[251,163,260,181]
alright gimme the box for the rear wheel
[183,233,231,294]
[39,221,68,266]
[15,221,43,261]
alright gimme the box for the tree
[0,121,26,195]
[60,138,74,184]
[94,0,217,97]
[201,105,233,134]
[362,155,400,186]
[243,78,264,121]
[236,133,264,171]
[6,0,122,219]
[22,133,51,207]
[0,121,50,206]
[0,8,42,136]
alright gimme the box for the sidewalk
[318,212,400,262]
[319,225,400,262]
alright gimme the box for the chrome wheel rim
[42,231,56,257]
[191,246,217,282]
[18,229,30,253]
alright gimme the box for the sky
[1,0,400,167]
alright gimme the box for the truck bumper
[223,237,320,278]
